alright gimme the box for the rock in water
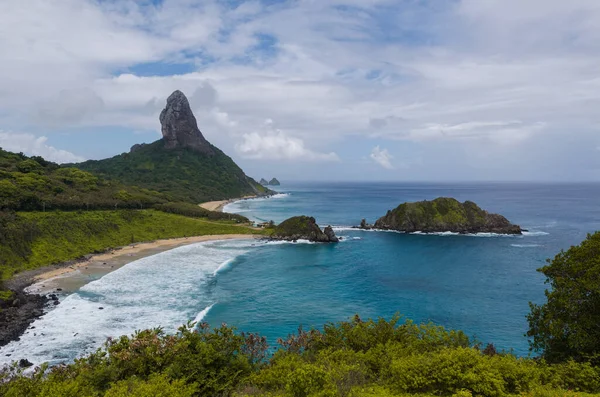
[271,216,339,243]
[373,197,522,235]
[324,225,339,242]
[268,178,281,186]
[159,90,213,155]
[260,178,269,185]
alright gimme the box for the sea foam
[0,239,252,367]
[193,303,215,325]
[331,226,546,238]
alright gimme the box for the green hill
[0,148,166,211]
[76,140,269,203]
[372,197,522,235]
[76,90,272,203]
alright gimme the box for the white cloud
[0,0,599,179]
[401,121,546,145]
[236,121,339,161]
[370,146,394,169]
[0,132,85,164]
[37,88,105,126]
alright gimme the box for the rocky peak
[159,90,213,155]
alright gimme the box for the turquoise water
[217,182,600,355]
[3,182,600,365]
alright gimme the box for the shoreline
[0,234,259,348]
[27,234,260,294]
[199,195,257,212]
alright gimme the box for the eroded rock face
[271,216,339,243]
[159,90,213,154]
[324,225,339,242]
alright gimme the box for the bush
[527,232,600,364]
[3,316,600,397]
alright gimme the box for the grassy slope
[0,210,264,282]
[76,140,271,203]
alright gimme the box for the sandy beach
[27,234,259,295]
[199,195,257,212]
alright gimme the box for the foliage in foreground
[2,316,600,397]
[527,231,600,364]
[0,209,262,286]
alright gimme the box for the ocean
[2,182,600,365]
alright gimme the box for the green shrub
[528,232,600,364]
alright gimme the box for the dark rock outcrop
[323,225,339,242]
[0,290,48,347]
[372,197,522,234]
[358,218,374,230]
[260,178,269,185]
[271,216,339,243]
[160,90,214,155]
[130,143,147,153]
[268,178,281,186]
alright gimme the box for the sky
[1,0,600,182]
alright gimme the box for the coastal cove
[2,182,600,367]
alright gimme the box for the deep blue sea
[2,182,600,365]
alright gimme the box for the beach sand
[199,195,256,212]
[27,234,259,295]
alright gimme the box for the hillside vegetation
[0,209,262,284]
[373,197,522,234]
[0,148,167,211]
[76,140,271,203]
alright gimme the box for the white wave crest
[213,259,235,276]
[224,193,290,213]
[337,236,362,242]
[264,239,317,245]
[0,239,250,367]
[331,226,522,238]
[511,244,541,248]
[522,231,550,236]
[193,304,215,325]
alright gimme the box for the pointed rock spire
[159,90,213,154]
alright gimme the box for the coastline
[27,234,260,294]
[0,234,259,348]
[199,195,257,212]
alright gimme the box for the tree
[527,232,600,363]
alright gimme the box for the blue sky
[1,0,600,181]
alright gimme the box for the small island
[360,197,522,235]
[271,216,339,242]
[260,178,281,186]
